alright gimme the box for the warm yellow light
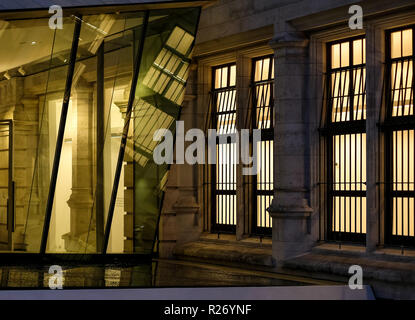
[332,133,366,234]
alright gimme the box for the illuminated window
[385,27,415,245]
[211,64,237,232]
[325,37,367,242]
[252,56,274,234]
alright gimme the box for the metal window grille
[384,26,415,246]
[251,55,274,235]
[323,37,367,243]
[209,64,237,233]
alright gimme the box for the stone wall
[159,0,415,266]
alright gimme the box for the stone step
[283,251,415,299]
[173,240,275,267]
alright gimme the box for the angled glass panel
[46,12,145,253]
[106,8,201,254]
[12,17,76,253]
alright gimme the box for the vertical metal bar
[401,130,404,236]
[7,120,13,250]
[96,43,105,253]
[40,15,82,254]
[103,11,149,254]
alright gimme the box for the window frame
[324,35,367,243]
[210,62,238,234]
[251,55,274,236]
[384,25,415,246]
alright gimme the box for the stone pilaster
[268,31,314,263]
[64,85,95,252]
[365,23,384,252]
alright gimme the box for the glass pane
[108,8,201,254]
[48,13,145,253]
[402,29,413,57]
[331,43,340,69]
[391,31,402,59]
[21,17,76,253]
[341,42,349,67]
[102,29,137,254]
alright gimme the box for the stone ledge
[283,251,415,299]
[173,240,275,267]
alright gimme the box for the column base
[268,199,314,264]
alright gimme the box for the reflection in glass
[0,7,201,254]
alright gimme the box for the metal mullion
[357,66,364,120]
[339,69,348,122]
[253,85,259,128]
[342,69,350,122]
[216,89,225,132]
[350,134,353,233]
[395,130,398,236]
[258,85,265,129]
[401,129,404,236]
[263,83,272,129]
[354,133,357,232]
[343,135,346,235]
[40,15,82,254]
[351,66,358,121]
[349,41,355,121]
[221,91,230,134]
[391,61,399,117]
[221,141,225,224]
[223,89,232,133]
[333,135,337,234]
[409,59,414,116]
[334,70,342,123]
[403,59,411,116]
[268,140,272,227]
[360,133,363,232]
[96,43,105,253]
[103,11,149,254]
[331,70,339,123]
[260,85,267,129]
[230,89,237,132]
[398,61,404,117]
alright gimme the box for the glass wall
[0,7,201,254]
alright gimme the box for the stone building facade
[159,0,415,299]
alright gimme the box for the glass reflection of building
[0,2,204,255]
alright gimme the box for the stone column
[64,85,94,252]
[268,31,314,263]
[236,53,252,239]
[366,23,384,252]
